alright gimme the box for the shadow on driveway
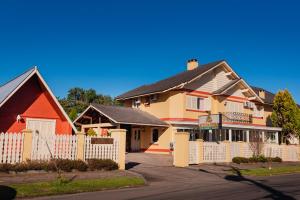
[0,185,16,200]
[198,165,296,200]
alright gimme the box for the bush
[271,157,282,162]
[55,159,74,172]
[257,155,267,163]
[87,159,118,171]
[232,157,249,164]
[0,163,13,173]
[72,160,88,172]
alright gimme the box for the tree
[58,87,121,120]
[271,90,300,140]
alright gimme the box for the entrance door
[131,128,141,152]
[26,118,56,158]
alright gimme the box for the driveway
[32,153,300,200]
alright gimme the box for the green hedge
[232,156,282,164]
[0,159,117,173]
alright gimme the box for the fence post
[173,132,189,167]
[110,129,126,170]
[22,129,33,161]
[223,141,231,162]
[77,133,85,160]
[196,139,204,164]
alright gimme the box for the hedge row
[0,159,118,173]
[232,155,282,164]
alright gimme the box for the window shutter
[204,98,211,111]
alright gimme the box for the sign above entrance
[199,114,222,130]
[91,138,114,144]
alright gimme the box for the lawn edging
[234,166,300,176]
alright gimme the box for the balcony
[198,112,253,129]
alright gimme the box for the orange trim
[160,118,198,122]
[186,109,208,113]
[141,148,172,153]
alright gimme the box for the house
[75,59,284,154]
[0,67,76,137]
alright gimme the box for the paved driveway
[33,153,300,200]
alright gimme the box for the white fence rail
[31,134,78,160]
[0,132,24,164]
[84,136,119,163]
[203,142,227,163]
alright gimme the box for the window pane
[152,129,159,143]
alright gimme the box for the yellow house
[114,59,282,153]
[75,59,282,154]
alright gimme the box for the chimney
[187,59,199,70]
[258,90,265,99]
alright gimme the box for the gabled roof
[116,60,225,100]
[74,103,168,127]
[251,86,276,105]
[0,67,36,106]
[0,67,77,132]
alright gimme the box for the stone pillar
[110,129,127,170]
[173,132,189,167]
[22,129,33,162]
[196,139,204,164]
[77,132,85,161]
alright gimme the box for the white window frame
[186,95,205,111]
[253,104,264,118]
[225,101,244,113]
[132,97,141,108]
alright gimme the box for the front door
[26,118,56,158]
[131,128,141,152]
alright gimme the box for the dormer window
[150,94,158,102]
[132,98,141,108]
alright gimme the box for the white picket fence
[189,141,199,164]
[84,136,119,163]
[203,142,227,163]
[31,134,78,160]
[0,132,24,164]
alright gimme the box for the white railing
[189,141,199,164]
[31,134,78,160]
[203,142,226,163]
[0,132,24,164]
[84,136,119,163]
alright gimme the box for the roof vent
[187,59,199,70]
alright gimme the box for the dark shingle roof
[90,103,168,126]
[251,86,276,105]
[116,60,225,100]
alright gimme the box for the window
[231,129,247,142]
[253,104,264,118]
[186,96,205,110]
[132,98,141,108]
[152,129,159,143]
[226,101,244,113]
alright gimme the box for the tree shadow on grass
[0,185,16,200]
[198,165,296,200]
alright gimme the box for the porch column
[209,130,212,142]
[275,132,279,144]
[229,129,232,142]
[246,130,250,143]
[261,131,265,143]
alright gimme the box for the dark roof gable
[116,60,225,100]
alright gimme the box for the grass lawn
[10,176,145,198]
[236,166,300,176]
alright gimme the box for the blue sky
[0,0,299,102]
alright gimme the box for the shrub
[232,157,249,164]
[26,160,48,171]
[0,163,13,173]
[13,162,29,172]
[55,159,74,172]
[271,157,282,162]
[257,155,267,163]
[72,160,88,172]
[87,159,118,171]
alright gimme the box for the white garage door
[26,118,56,159]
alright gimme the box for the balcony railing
[199,112,253,129]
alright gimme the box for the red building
[0,67,75,135]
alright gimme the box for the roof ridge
[0,66,36,88]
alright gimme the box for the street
[31,153,300,200]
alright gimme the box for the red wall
[0,75,72,134]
